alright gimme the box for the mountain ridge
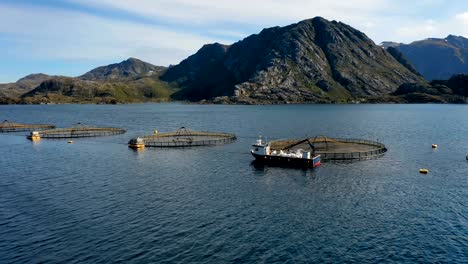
[10,58,177,104]
[162,17,423,104]
[386,35,468,80]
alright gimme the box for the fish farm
[0,120,55,132]
[128,127,236,148]
[269,136,387,160]
[28,123,126,139]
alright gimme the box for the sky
[0,0,467,83]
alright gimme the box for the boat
[250,136,321,168]
[28,131,41,141]
[128,137,145,149]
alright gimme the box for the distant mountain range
[0,58,176,104]
[0,17,467,104]
[382,35,468,80]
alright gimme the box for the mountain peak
[124,57,143,63]
[197,43,230,57]
[295,16,327,24]
[445,35,468,48]
[292,17,336,30]
[311,16,330,23]
[80,58,165,81]
[446,34,464,39]
[17,73,51,84]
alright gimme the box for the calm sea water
[0,103,467,263]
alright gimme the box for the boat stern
[28,131,41,141]
[312,155,321,167]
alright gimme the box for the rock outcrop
[367,73,468,103]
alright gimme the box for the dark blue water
[0,104,467,263]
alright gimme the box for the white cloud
[389,11,468,43]
[394,20,439,41]
[455,12,468,24]
[0,4,227,66]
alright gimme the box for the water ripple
[0,104,467,263]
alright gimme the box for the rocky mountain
[162,17,423,104]
[161,43,234,101]
[80,58,166,81]
[0,73,53,99]
[0,58,177,104]
[388,35,468,80]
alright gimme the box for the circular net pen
[269,136,387,161]
[0,120,55,132]
[129,127,236,147]
[30,123,126,138]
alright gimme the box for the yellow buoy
[419,169,429,174]
[432,144,438,148]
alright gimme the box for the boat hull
[251,152,321,168]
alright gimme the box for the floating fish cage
[129,127,236,148]
[0,120,55,132]
[269,136,387,160]
[28,123,126,139]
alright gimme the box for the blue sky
[0,0,467,83]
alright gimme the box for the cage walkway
[129,127,236,148]
[0,120,56,132]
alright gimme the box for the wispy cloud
[0,0,467,82]
[66,0,391,41]
[67,0,388,25]
[0,3,226,65]
[66,0,468,43]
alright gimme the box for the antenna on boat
[256,132,263,145]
